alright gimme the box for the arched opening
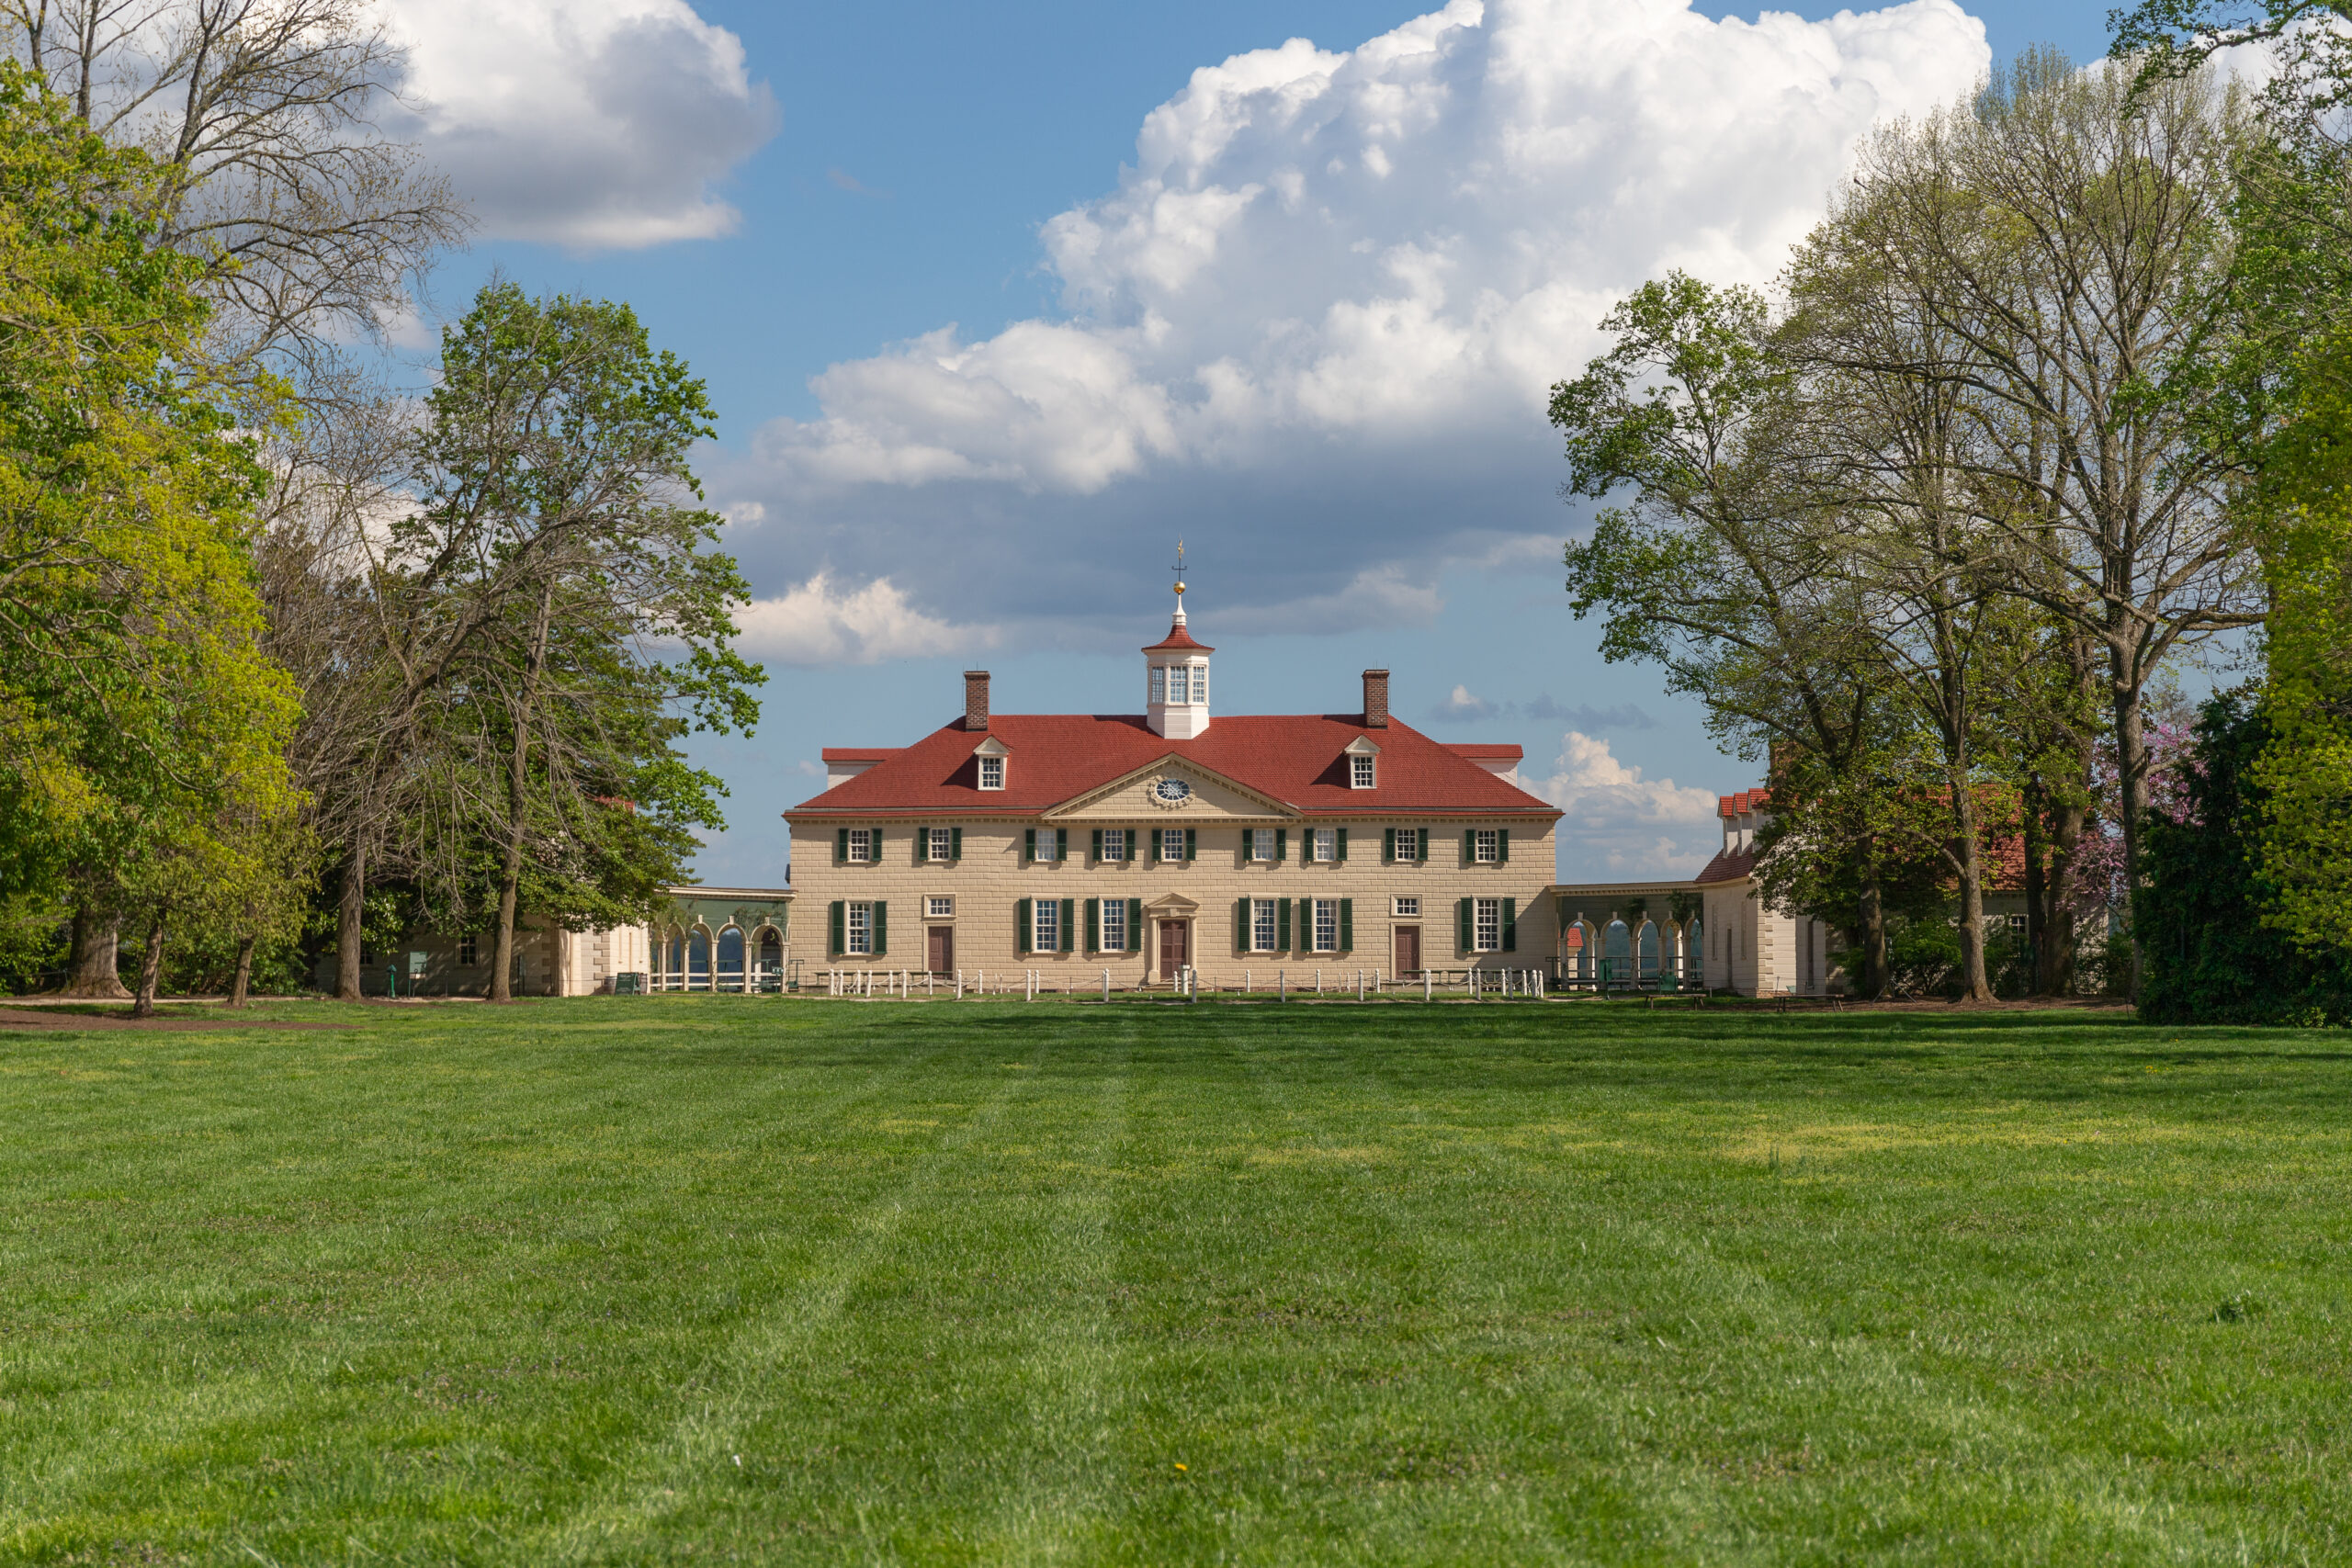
[1603,919,1632,985]
[1562,919,1591,980]
[1684,918,1704,983]
[687,927,712,989]
[717,926,746,991]
[1637,920,1660,979]
[663,928,685,990]
[755,927,783,990]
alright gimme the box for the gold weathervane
[1172,538,1185,597]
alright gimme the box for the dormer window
[1351,754,1374,788]
[974,734,1010,790]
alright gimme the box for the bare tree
[1810,50,2264,992]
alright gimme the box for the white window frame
[1313,828,1336,863]
[928,827,953,862]
[1393,828,1419,863]
[847,901,875,955]
[1394,897,1419,918]
[1149,666,1166,704]
[1252,898,1277,952]
[1351,754,1374,789]
[978,756,1004,791]
[1250,828,1275,863]
[1101,898,1127,951]
[1160,827,1186,863]
[1474,897,1501,953]
[1191,663,1207,704]
[1033,897,1059,952]
[926,896,954,919]
[1473,828,1498,864]
[1102,828,1127,863]
[1035,830,1059,863]
[847,828,874,863]
[1313,898,1339,953]
[1169,665,1190,703]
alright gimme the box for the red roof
[1142,619,1213,653]
[822,748,902,763]
[1694,846,1758,885]
[1718,789,1771,818]
[788,714,1560,819]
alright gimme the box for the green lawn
[2,997,2346,1565]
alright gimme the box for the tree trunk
[131,916,166,1019]
[1951,786,1995,1004]
[2038,793,2086,997]
[56,907,131,998]
[491,581,559,1005]
[1857,862,1888,1000]
[2111,677,2148,1000]
[335,837,367,1000]
[228,933,257,1009]
[2022,788,2047,992]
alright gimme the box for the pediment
[1146,893,1201,916]
[1046,756,1297,822]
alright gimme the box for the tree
[1549,274,1907,994]
[0,62,297,998]
[1813,50,2262,995]
[374,284,763,1001]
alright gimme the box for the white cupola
[1144,546,1212,739]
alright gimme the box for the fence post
[956,969,964,999]
[1279,970,1286,1003]
[1357,968,1364,1002]
[1102,967,1110,1002]
[1316,968,1322,995]
[1424,969,1431,1002]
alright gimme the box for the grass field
[2,996,2347,1566]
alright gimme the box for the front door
[1395,925,1420,976]
[927,925,954,975]
[1159,919,1189,978]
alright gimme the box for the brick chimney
[1362,669,1390,728]
[963,670,990,731]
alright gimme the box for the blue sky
[394,0,2120,886]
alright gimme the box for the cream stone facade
[788,592,1562,987]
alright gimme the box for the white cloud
[716,0,1988,644]
[733,574,999,666]
[1535,730,1724,878]
[1437,683,1498,720]
[388,0,777,249]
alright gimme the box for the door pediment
[1146,894,1200,917]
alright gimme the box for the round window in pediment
[1153,777,1193,804]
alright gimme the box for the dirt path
[0,1007,341,1032]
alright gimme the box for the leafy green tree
[381,284,763,1000]
[0,62,298,996]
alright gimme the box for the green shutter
[1236,897,1250,953]
[1464,829,1476,863]
[1057,829,1069,862]
[1336,828,1348,863]
[1024,828,1035,863]
[1339,897,1353,953]
[835,828,847,864]
[872,901,888,956]
[1498,829,1510,864]
[1418,828,1430,861]
[1276,897,1291,952]
[1383,828,1395,863]
[1087,898,1100,952]
[916,824,931,863]
[951,827,962,861]
[1060,899,1076,953]
[1127,898,1143,952]
[1184,828,1196,862]
[830,900,844,953]
[1458,897,1473,953]
[1016,898,1031,954]
[1150,829,1161,863]
[1501,897,1517,952]
[1091,829,1102,862]
[1275,829,1287,863]
[872,829,884,862]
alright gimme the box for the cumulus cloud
[1535,730,1724,878]
[388,0,777,248]
[733,574,999,666]
[714,0,1987,645]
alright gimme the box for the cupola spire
[1144,542,1212,739]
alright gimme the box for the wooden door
[1394,925,1420,976]
[926,925,953,975]
[1159,919,1188,976]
